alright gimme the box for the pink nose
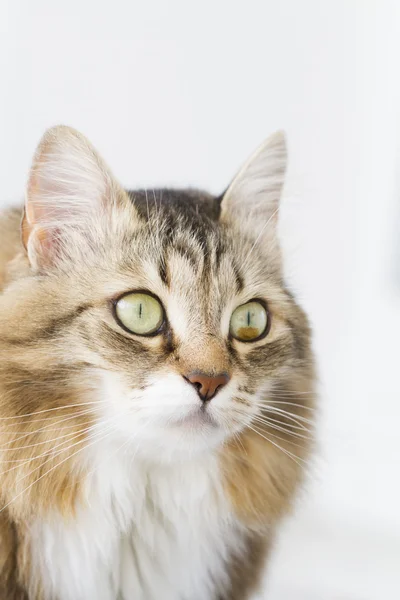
[185,372,230,402]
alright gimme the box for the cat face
[7,126,312,463]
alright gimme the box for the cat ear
[22,125,128,270]
[220,131,287,244]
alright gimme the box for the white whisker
[12,414,124,488]
[250,414,312,441]
[0,420,122,514]
[0,400,106,421]
[245,423,307,467]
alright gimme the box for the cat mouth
[171,407,218,429]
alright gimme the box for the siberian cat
[0,126,315,600]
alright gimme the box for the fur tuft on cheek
[220,372,316,528]
[220,428,307,530]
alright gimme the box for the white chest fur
[30,445,244,600]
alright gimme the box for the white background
[1,1,400,598]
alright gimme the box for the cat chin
[133,425,227,463]
[91,417,229,465]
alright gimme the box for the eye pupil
[139,303,143,318]
[247,311,251,326]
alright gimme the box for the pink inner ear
[22,125,132,268]
[37,226,61,258]
[23,149,78,264]
[24,165,64,265]
[22,214,62,267]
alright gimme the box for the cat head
[4,126,313,463]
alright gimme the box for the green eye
[230,301,269,342]
[114,292,164,336]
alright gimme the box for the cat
[0,126,315,600]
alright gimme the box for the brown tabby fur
[0,127,315,599]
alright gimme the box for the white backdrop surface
[1,2,400,598]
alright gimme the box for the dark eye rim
[111,289,167,337]
[229,298,271,343]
